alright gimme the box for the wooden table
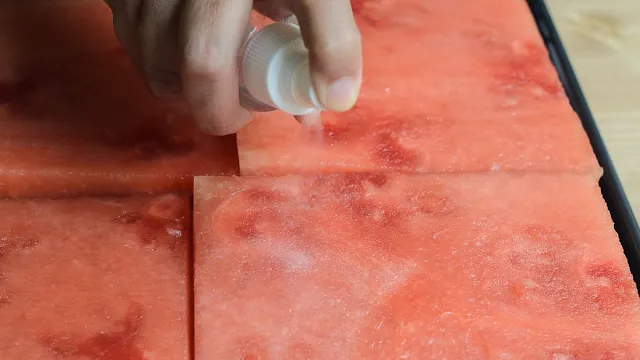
[546,0,640,221]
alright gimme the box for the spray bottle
[238,15,324,116]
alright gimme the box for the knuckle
[141,65,182,97]
[299,0,330,10]
[182,42,233,81]
[104,0,123,13]
[146,78,180,98]
[147,82,165,98]
[314,29,362,55]
[298,0,318,9]
[343,28,363,48]
[112,11,130,39]
[110,0,143,23]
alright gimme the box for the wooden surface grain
[546,0,640,220]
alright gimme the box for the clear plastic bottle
[238,15,324,116]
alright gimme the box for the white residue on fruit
[372,208,386,222]
[552,353,574,360]
[474,234,488,246]
[586,274,612,287]
[490,163,501,171]
[504,97,518,107]
[523,278,538,289]
[530,86,547,97]
[166,227,183,238]
[258,238,313,272]
[363,182,380,198]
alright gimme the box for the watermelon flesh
[0,0,238,198]
[0,0,636,359]
[237,0,599,175]
[0,194,191,359]
[194,173,640,359]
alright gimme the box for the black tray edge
[527,0,640,286]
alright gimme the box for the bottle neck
[239,21,323,116]
[238,23,275,113]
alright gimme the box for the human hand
[104,0,362,135]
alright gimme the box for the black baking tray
[527,0,640,288]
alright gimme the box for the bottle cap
[241,22,324,116]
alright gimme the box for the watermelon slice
[0,0,238,198]
[194,173,640,358]
[0,193,191,359]
[236,0,599,175]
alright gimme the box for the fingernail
[321,76,359,112]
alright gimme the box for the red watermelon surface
[0,0,238,198]
[194,173,640,359]
[0,193,191,359]
[237,0,599,175]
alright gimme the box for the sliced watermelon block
[0,194,191,359]
[237,0,599,175]
[194,173,640,358]
[0,0,238,198]
[239,103,598,176]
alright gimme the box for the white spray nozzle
[240,21,324,116]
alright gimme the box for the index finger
[180,0,253,135]
[289,0,362,112]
